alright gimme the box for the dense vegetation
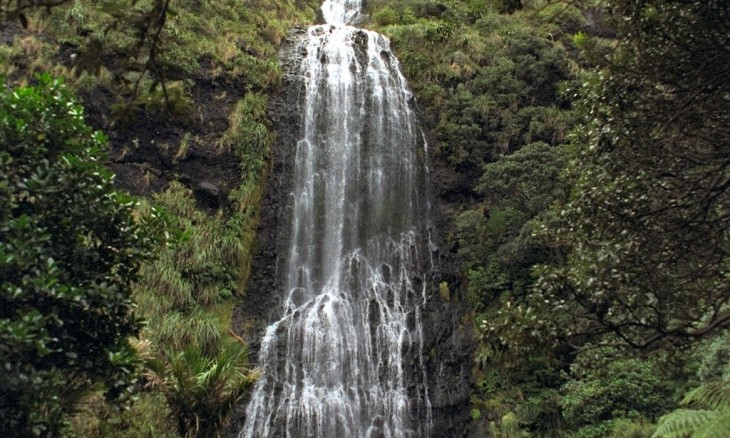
[1,0,319,436]
[0,74,165,437]
[1,0,727,437]
[365,0,729,436]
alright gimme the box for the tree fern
[683,381,730,411]
[652,381,730,438]
[652,409,719,438]
[693,409,730,438]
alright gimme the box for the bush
[0,74,163,436]
[372,6,400,26]
[611,418,655,438]
[560,357,675,429]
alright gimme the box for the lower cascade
[239,3,433,437]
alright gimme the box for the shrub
[561,357,675,429]
[0,74,163,436]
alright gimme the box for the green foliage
[434,35,571,168]
[380,1,726,436]
[653,406,730,438]
[67,174,263,437]
[537,3,586,36]
[572,31,588,48]
[0,75,163,436]
[682,382,730,412]
[477,141,568,215]
[367,0,574,170]
[6,0,321,117]
[500,411,521,437]
[696,333,730,382]
[67,392,177,438]
[457,207,527,270]
[466,257,509,312]
[531,0,730,350]
[514,388,563,434]
[560,357,675,428]
[145,342,259,438]
[461,142,570,353]
[610,418,655,438]
[372,6,401,26]
[133,182,243,348]
[439,281,451,301]
[219,92,271,161]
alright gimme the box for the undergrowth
[4,0,326,436]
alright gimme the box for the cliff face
[233,27,474,437]
[232,29,306,357]
[96,77,247,210]
[419,285,474,437]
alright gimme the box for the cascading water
[240,1,432,436]
[320,0,362,24]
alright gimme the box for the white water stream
[239,1,432,436]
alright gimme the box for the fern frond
[693,408,730,438]
[682,381,730,410]
[652,409,718,438]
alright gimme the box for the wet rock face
[232,32,306,361]
[195,181,222,208]
[422,294,474,437]
[233,28,474,437]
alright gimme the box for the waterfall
[321,0,362,24]
[239,1,432,436]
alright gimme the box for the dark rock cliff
[232,28,308,358]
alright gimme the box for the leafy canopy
[523,0,729,351]
[0,74,162,436]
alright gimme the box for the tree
[462,142,573,435]
[0,74,162,436]
[525,0,730,350]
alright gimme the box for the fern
[683,381,730,411]
[694,409,730,438]
[652,409,719,438]
[652,381,730,438]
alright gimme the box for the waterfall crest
[239,2,432,437]
[321,0,362,24]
